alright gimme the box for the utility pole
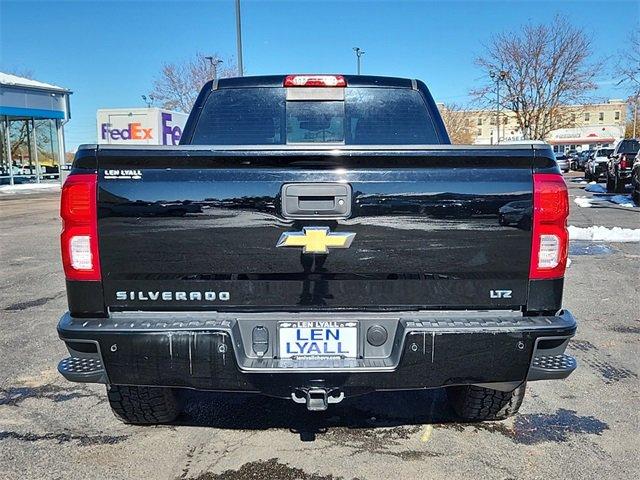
[490,70,508,143]
[353,47,365,75]
[235,0,244,76]
[634,90,639,138]
[205,56,223,80]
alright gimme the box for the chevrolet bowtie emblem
[276,227,356,254]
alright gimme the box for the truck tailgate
[96,147,536,311]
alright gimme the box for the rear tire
[447,383,526,421]
[107,385,181,425]
[606,173,615,193]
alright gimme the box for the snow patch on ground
[584,184,607,193]
[0,183,60,194]
[568,226,640,242]
[609,195,635,208]
[574,196,595,208]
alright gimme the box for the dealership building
[0,72,71,185]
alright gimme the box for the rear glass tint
[286,101,345,143]
[191,87,439,145]
[617,140,639,153]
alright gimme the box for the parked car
[57,74,577,423]
[632,154,640,205]
[566,150,579,170]
[554,153,570,173]
[607,139,640,193]
[575,150,592,171]
[585,148,614,182]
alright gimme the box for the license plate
[278,321,358,358]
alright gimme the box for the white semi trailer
[97,108,188,146]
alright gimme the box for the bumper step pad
[58,357,107,383]
[528,353,577,381]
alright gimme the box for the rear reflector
[284,75,346,87]
[60,174,101,281]
[530,173,569,280]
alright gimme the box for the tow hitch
[291,388,345,411]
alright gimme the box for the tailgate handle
[282,183,352,218]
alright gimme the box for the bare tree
[472,16,600,140]
[438,103,475,144]
[616,31,640,138]
[150,53,237,112]
[5,68,35,79]
[616,31,640,93]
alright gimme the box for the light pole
[633,90,639,138]
[489,70,508,143]
[235,0,244,76]
[353,47,365,75]
[141,94,154,108]
[205,56,223,80]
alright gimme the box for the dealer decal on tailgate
[279,321,358,358]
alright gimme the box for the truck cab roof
[212,75,417,89]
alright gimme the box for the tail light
[530,173,568,280]
[284,75,346,87]
[60,173,101,281]
[620,155,628,170]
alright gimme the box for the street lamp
[353,47,365,75]
[141,94,154,108]
[489,70,508,143]
[205,56,223,80]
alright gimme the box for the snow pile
[574,196,595,208]
[584,184,607,194]
[0,183,60,194]
[568,226,640,242]
[609,195,635,208]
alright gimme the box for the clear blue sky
[1,0,638,150]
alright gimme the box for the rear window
[617,140,640,154]
[597,149,613,156]
[191,87,440,145]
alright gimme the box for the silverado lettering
[115,291,229,301]
[57,74,577,423]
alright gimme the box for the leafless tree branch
[471,16,600,140]
[438,103,476,144]
[150,52,237,112]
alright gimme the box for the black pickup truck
[57,75,577,423]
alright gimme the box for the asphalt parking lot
[1,173,638,480]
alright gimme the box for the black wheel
[606,173,615,193]
[447,383,526,421]
[584,170,592,182]
[107,385,181,424]
[614,175,625,193]
[633,188,640,206]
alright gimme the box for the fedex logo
[101,123,153,141]
[161,113,182,145]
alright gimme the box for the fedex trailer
[97,108,188,145]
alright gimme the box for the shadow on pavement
[174,388,456,440]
